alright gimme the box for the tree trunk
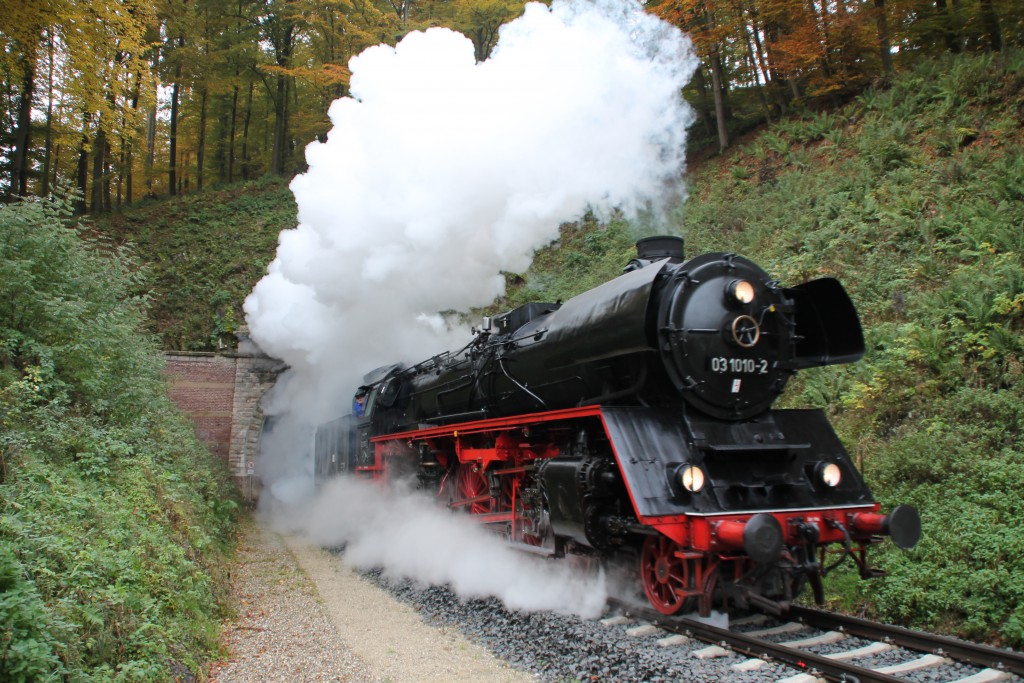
[263,103,270,161]
[146,102,155,197]
[979,0,1002,51]
[700,6,728,153]
[759,17,791,115]
[117,147,124,209]
[747,10,782,118]
[271,74,289,175]
[692,66,714,137]
[742,25,772,123]
[169,36,185,196]
[41,34,55,198]
[935,0,960,53]
[228,85,238,182]
[9,59,36,198]
[389,0,410,22]
[125,73,142,205]
[717,52,733,120]
[76,127,89,214]
[270,21,295,176]
[875,0,894,81]
[103,140,112,211]
[807,0,837,86]
[215,98,227,184]
[169,74,181,196]
[242,81,254,180]
[146,46,160,198]
[91,126,106,213]
[50,143,61,194]
[197,87,208,190]
[710,48,729,152]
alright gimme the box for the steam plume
[284,477,608,617]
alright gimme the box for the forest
[1,0,1022,209]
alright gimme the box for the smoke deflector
[784,277,865,368]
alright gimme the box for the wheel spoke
[455,464,491,514]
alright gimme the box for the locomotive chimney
[636,235,684,261]
[625,235,685,272]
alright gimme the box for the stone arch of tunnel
[163,344,286,498]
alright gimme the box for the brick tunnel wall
[164,351,285,493]
[165,354,237,460]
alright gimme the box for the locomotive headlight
[816,462,842,487]
[727,279,756,305]
[679,465,706,492]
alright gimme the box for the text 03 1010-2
[708,357,770,375]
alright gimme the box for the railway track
[608,600,1024,683]
[365,564,1023,682]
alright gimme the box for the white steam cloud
[243,0,698,616]
[280,477,608,617]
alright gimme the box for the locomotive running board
[370,405,604,443]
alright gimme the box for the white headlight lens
[680,465,705,492]
[819,463,842,487]
[728,279,756,305]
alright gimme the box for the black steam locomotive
[315,236,920,615]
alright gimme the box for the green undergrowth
[96,176,296,351]
[502,51,1024,645]
[0,197,240,681]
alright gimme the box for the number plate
[707,356,770,375]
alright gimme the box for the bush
[0,545,66,682]
[0,196,239,680]
[863,389,1024,644]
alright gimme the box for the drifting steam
[280,476,609,617]
[244,0,698,616]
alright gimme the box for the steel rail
[653,613,904,683]
[789,606,1024,676]
[609,600,902,683]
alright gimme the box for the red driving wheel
[640,535,694,615]
[455,464,491,514]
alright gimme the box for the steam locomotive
[315,236,920,615]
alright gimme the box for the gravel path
[208,519,533,683]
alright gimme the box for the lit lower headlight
[816,462,842,487]
[680,465,705,492]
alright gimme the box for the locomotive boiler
[315,236,920,615]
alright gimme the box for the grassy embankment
[100,176,296,351]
